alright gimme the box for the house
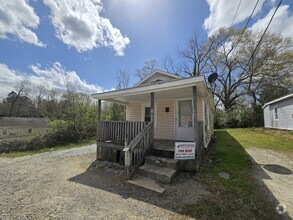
[263,93,293,130]
[0,117,49,138]
[91,70,215,183]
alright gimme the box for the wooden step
[127,177,165,194]
[139,164,177,183]
[145,155,179,170]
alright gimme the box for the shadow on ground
[68,161,206,216]
[68,130,291,219]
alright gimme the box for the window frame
[274,106,279,121]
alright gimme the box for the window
[144,107,151,122]
[274,107,278,120]
[28,128,32,133]
[3,129,7,135]
[178,100,192,127]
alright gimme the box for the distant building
[263,93,293,130]
[0,117,49,138]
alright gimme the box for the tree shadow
[68,130,291,219]
[68,161,207,217]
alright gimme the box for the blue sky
[0,0,292,98]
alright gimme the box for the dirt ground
[246,148,293,218]
[0,145,207,220]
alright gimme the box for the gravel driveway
[246,148,293,218]
[0,145,206,220]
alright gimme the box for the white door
[176,99,194,141]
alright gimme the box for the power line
[227,0,260,56]
[243,0,283,72]
[230,0,242,28]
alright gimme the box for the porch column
[96,99,102,160]
[150,92,154,148]
[192,86,200,171]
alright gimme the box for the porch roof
[92,76,214,109]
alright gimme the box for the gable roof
[0,117,49,128]
[135,70,182,86]
[262,93,293,109]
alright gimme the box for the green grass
[0,139,96,158]
[181,129,285,219]
[226,128,293,152]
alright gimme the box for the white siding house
[263,94,293,130]
[91,70,215,178]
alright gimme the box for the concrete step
[127,177,165,194]
[145,155,179,170]
[139,163,177,183]
[151,148,174,159]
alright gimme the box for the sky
[0,0,292,99]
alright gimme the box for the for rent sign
[174,142,196,160]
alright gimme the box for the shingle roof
[262,93,293,109]
[0,117,49,128]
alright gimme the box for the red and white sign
[174,142,196,160]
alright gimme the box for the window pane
[179,100,192,114]
[179,115,192,127]
[145,107,151,117]
[145,116,151,122]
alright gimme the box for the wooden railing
[97,121,148,145]
[123,122,153,178]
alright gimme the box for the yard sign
[174,142,195,160]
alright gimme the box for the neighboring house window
[28,128,32,133]
[3,129,7,135]
[274,107,278,120]
[144,107,151,122]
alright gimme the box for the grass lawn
[226,127,293,152]
[0,139,96,158]
[181,128,291,219]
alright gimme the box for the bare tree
[134,59,158,80]
[8,80,30,116]
[116,68,130,89]
[179,32,218,76]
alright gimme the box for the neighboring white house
[263,93,293,130]
[0,117,49,138]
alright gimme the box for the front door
[176,99,194,141]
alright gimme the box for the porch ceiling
[92,76,212,107]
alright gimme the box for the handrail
[123,122,153,178]
[127,122,152,150]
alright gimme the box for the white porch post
[192,86,199,171]
[150,92,154,148]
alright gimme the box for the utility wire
[230,0,242,28]
[227,0,260,56]
[243,0,283,72]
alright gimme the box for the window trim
[274,106,278,121]
[141,103,157,127]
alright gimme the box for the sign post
[174,142,196,177]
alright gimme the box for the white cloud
[204,0,265,36]
[251,5,293,38]
[43,0,130,55]
[0,62,102,99]
[0,0,45,47]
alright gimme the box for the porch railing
[97,121,148,145]
[123,122,153,178]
